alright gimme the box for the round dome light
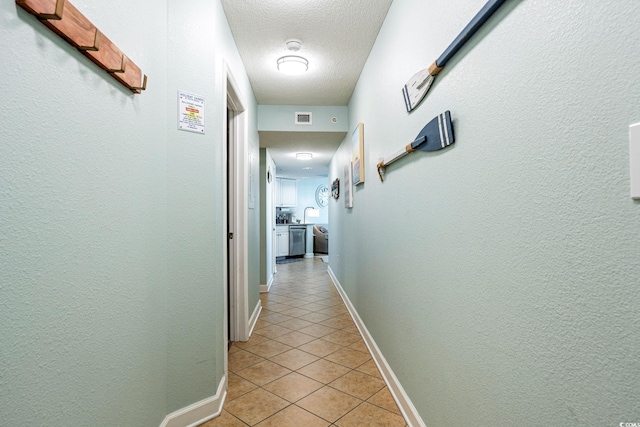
[277,55,308,74]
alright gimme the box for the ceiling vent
[295,112,312,125]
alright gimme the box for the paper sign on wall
[178,91,205,134]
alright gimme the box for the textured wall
[166,0,259,413]
[0,0,169,425]
[165,0,222,411]
[330,0,640,425]
[260,150,277,287]
[247,106,261,323]
[296,178,330,225]
[1,0,259,424]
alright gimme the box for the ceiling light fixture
[296,153,313,160]
[277,39,308,74]
[277,55,308,74]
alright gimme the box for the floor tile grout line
[232,360,387,405]
[218,409,251,426]
[222,259,406,427]
[238,342,368,368]
[332,399,381,427]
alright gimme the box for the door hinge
[228,232,234,239]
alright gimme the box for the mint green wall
[1,0,168,425]
[330,0,640,425]
[259,149,276,287]
[248,126,261,318]
[1,0,259,424]
[296,178,330,225]
[166,0,259,413]
[258,105,348,132]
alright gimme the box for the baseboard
[260,274,274,293]
[159,375,227,427]
[304,252,314,258]
[247,300,262,338]
[327,267,426,427]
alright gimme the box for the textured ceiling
[221,0,393,177]
[221,0,393,105]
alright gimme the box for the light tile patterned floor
[200,257,407,427]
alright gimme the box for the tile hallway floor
[201,257,407,427]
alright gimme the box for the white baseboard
[327,267,426,427]
[159,375,227,427]
[304,252,314,258]
[247,300,262,338]
[260,274,274,293]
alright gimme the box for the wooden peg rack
[16,0,147,94]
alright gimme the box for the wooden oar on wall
[402,0,507,112]
[377,111,454,182]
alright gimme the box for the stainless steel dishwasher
[288,226,306,256]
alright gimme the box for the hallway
[202,258,407,426]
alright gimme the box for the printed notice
[178,91,205,134]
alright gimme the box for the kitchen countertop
[276,224,327,230]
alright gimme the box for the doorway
[224,65,250,358]
[226,106,234,349]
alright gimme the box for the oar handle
[435,0,507,69]
[377,136,428,181]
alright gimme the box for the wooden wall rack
[16,0,147,94]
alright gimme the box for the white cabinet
[276,226,289,256]
[276,178,297,207]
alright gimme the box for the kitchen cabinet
[276,178,297,207]
[276,226,289,256]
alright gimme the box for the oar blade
[415,110,455,151]
[402,70,434,113]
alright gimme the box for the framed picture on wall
[331,178,340,200]
[351,122,364,185]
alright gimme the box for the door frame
[223,63,250,362]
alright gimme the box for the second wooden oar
[377,111,454,181]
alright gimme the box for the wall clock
[315,184,329,207]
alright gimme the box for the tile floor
[200,257,407,427]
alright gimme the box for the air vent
[295,112,312,125]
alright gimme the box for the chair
[313,225,328,254]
